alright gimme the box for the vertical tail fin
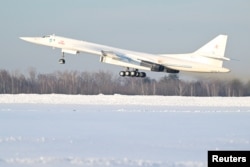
[194,35,230,67]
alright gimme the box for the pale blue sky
[0,0,249,79]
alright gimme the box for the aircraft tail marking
[194,35,230,67]
[195,35,228,58]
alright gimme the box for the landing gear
[139,72,146,78]
[59,58,65,64]
[59,52,65,64]
[119,71,126,77]
[119,69,146,78]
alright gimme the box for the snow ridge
[0,94,250,107]
[1,157,205,167]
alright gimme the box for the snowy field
[0,94,250,167]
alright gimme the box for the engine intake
[140,60,179,73]
[140,61,165,72]
[165,68,179,74]
[151,64,165,72]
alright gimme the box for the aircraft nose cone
[20,37,37,43]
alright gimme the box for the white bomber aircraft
[20,34,230,77]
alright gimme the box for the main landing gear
[119,69,146,78]
[59,52,66,64]
[58,54,146,78]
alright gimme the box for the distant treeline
[0,69,249,96]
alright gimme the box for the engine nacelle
[150,64,165,72]
[165,68,179,73]
[140,61,165,72]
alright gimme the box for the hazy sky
[1,0,249,80]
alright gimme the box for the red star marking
[58,40,65,45]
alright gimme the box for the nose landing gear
[59,59,65,64]
[59,52,66,64]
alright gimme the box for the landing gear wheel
[139,72,146,78]
[135,72,140,77]
[119,68,146,78]
[59,52,66,64]
[130,71,137,77]
[119,71,125,77]
[59,59,65,64]
[125,71,131,76]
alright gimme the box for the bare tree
[0,69,248,96]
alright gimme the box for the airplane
[20,34,230,78]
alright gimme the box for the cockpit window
[42,35,51,38]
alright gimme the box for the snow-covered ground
[0,94,249,167]
[1,94,250,107]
